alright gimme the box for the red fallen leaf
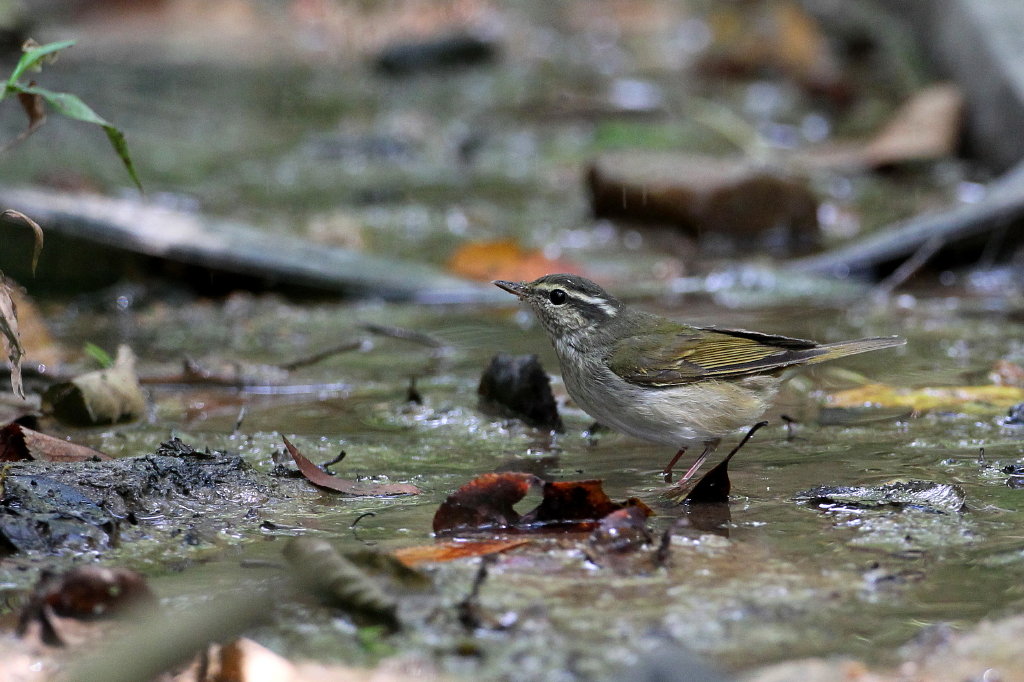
[392,539,531,566]
[282,436,420,496]
[433,472,653,533]
[432,472,537,532]
[523,479,651,526]
[0,422,111,462]
[18,565,156,647]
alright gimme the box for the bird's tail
[805,336,905,364]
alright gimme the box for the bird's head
[493,273,623,339]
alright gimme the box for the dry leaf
[701,0,843,95]
[0,91,47,154]
[283,436,420,496]
[433,472,652,534]
[861,84,963,166]
[0,422,110,462]
[392,539,530,566]
[1,210,44,275]
[828,383,1024,412]
[42,345,145,426]
[0,280,23,398]
[796,84,964,171]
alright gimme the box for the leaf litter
[282,436,420,496]
[432,471,652,534]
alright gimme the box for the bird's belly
[561,360,777,447]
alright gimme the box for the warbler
[494,273,904,485]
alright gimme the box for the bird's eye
[549,289,567,305]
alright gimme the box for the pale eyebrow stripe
[534,282,617,315]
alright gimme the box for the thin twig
[279,339,365,371]
[321,450,347,472]
[350,512,376,529]
[872,234,945,298]
[457,554,497,631]
[360,322,446,349]
[232,406,247,435]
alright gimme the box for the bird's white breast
[553,336,777,447]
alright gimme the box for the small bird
[494,273,904,487]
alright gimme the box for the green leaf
[102,125,143,192]
[83,342,114,369]
[17,85,109,125]
[5,40,76,91]
[14,84,143,191]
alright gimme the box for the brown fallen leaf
[282,436,420,496]
[393,539,530,566]
[433,472,652,534]
[861,84,963,167]
[796,84,964,171]
[1,210,44,275]
[522,479,650,526]
[0,278,24,399]
[0,422,110,462]
[432,472,536,532]
[700,0,845,98]
[1,89,47,153]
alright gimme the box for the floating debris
[794,480,967,513]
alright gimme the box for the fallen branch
[788,160,1024,277]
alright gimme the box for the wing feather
[606,325,825,386]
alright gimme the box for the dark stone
[1003,464,1024,488]
[374,31,499,75]
[477,353,563,432]
[1006,402,1024,425]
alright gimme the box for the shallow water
[23,292,1019,677]
[2,2,1020,677]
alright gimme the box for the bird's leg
[677,439,721,485]
[661,447,687,482]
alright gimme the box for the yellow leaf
[828,383,1024,412]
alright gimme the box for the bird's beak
[492,280,528,298]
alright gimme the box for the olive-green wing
[606,325,822,386]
